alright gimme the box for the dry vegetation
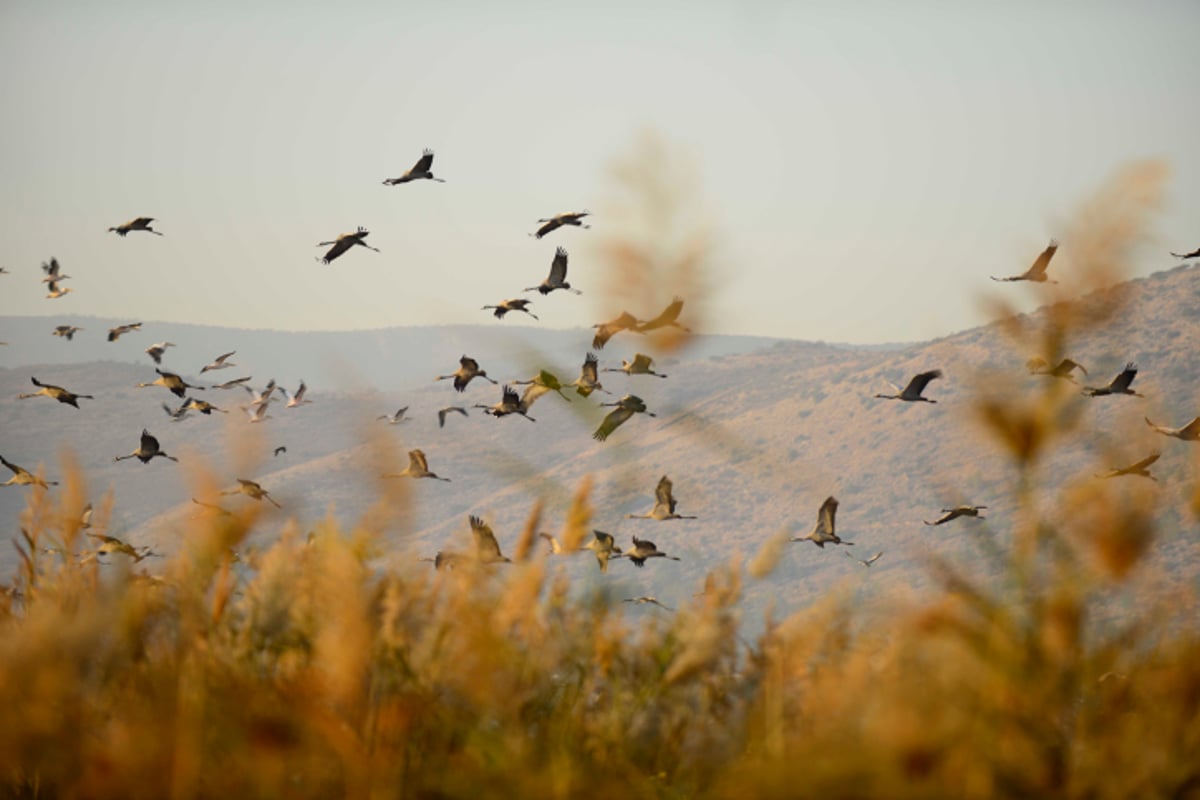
[2,156,1199,798]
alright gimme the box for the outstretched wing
[460,355,480,372]
[654,476,674,511]
[409,449,429,472]
[1027,239,1058,278]
[903,370,943,398]
[1109,363,1138,392]
[817,496,838,537]
[412,149,434,174]
[631,353,654,372]
[1179,416,1200,439]
[319,238,353,264]
[582,353,600,383]
[637,298,684,332]
[139,429,159,454]
[470,515,504,561]
[549,247,569,284]
[593,406,633,441]
[1128,453,1161,471]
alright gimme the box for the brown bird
[1081,363,1143,397]
[137,368,206,398]
[604,353,667,378]
[474,385,536,421]
[1170,246,1200,259]
[17,377,94,408]
[108,216,163,236]
[183,397,226,415]
[792,496,853,548]
[482,298,539,320]
[383,449,451,482]
[991,239,1059,283]
[568,352,609,397]
[1026,357,1088,382]
[619,535,680,567]
[626,475,697,521]
[1,455,58,488]
[221,478,281,508]
[525,247,582,295]
[635,297,690,335]
[593,394,655,441]
[592,311,640,350]
[317,226,379,264]
[924,505,987,525]
[114,430,178,464]
[86,533,158,561]
[584,530,623,573]
[52,325,83,340]
[107,322,143,342]
[875,370,942,403]
[533,211,590,239]
[436,355,497,392]
[470,515,511,564]
[382,149,446,185]
[1144,415,1200,441]
[511,369,573,403]
[144,341,175,364]
[1096,453,1160,481]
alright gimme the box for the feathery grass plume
[512,498,543,563]
[558,476,593,553]
[747,530,790,580]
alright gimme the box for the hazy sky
[2,1,1197,344]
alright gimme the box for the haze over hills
[2,264,1198,629]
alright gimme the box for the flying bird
[108,217,162,236]
[924,505,987,526]
[792,496,853,548]
[584,530,623,573]
[384,449,451,482]
[1144,415,1200,441]
[474,385,536,421]
[274,446,287,457]
[161,402,191,422]
[991,239,1059,283]
[52,325,83,340]
[382,149,446,185]
[525,247,582,295]
[568,352,609,397]
[182,397,225,415]
[635,297,690,335]
[626,475,697,521]
[533,211,590,239]
[317,226,379,264]
[45,280,73,299]
[107,322,143,342]
[200,351,237,373]
[592,311,640,350]
[619,535,680,567]
[1170,246,1200,259]
[41,257,69,283]
[845,551,884,567]
[436,356,497,392]
[1,455,58,488]
[1026,357,1088,382]
[211,376,252,390]
[145,341,175,365]
[624,596,674,611]
[511,369,572,403]
[137,368,206,398]
[482,298,539,320]
[1096,453,1161,481]
[281,380,312,407]
[221,478,281,508]
[437,406,468,428]
[469,515,511,564]
[593,394,655,441]
[114,430,178,464]
[1081,363,1143,397]
[875,370,943,403]
[17,377,94,408]
[378,406,410,424]
[604,353,667,378]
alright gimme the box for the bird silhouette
[317,227,379,264]
[437,406,468,428]
[137,368,206,399]
[1,455,58,487]
[1096,453,1160,481]
[525,247,582,295]
[379,406,410,424]
[845,551,883,567]
[991,239,1058,283]
[144,342,175,365]
[114,430,178,464]
[108,216,162,236]
[592,311,640,350]
[436,356,497,392]
[482,298,539,320]
[533,211,590,239]
[470,516,511,564]
[1026,357,1088,382]
[200,351,237,373]
[604,353,668,378]
[875,370,942,403]
[52,325,83,341]
[626,476,697,520]
[383,449,451,482]
[1081,363,1143,397]
[107,323,143,342]
[924,505,987,526]
[17,377,94,408]
[382,149,446,185]
[619,535,680,567]
[569,352,609,397]
[221,478,281,508]
[593,395,655,441]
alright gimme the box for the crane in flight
[107,322,143,342]
[1026,357,1088,382]
[474,385,536,421]
[592,311,640,350]
[525,247,582,295]
[1144,415,1200,441]
[137,368,206,398]
[618,535,680,567]
[436,356,497,392]
[604,353,668,378]
[533,211,590,239]
[568,353,609,397]
[593,394,655,441]
[382,149,446,185]
[437,406,468,428]
[991,239,1058,283]
[924,505,987,526]
[200,351,237,373]
[1,455,58,488]
[114,430,178,464]
[1096,453,1160,481]
[52,325,83,340]
[17,377,94,408]
[875,370,943,403]
[1081,363,1143,397]
[108,217,163,236]
[383,449,451,482]
[626,476,697,521]
[317,227,379,264]
[221,478,282,508]
[145,342,175,365]
[792,496,853,548]
[482,298,539,320]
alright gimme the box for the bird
[584,530,623,573]
[107,322,143,342]
[52,325,83,340]
[474,385,536,421]
[274,446,287,457]
[469,516,511,564]
[78,503,94,530]
[792,496,853,548]
[525,247,582,295]
[211,376,252,390]
[436,356,498,392]
[512,381,566,415]
[137,368,206,398]
[1144,415,1200,441]
[41,257,70,283]
[384,449,451,482]
[593,394,656,441]
[1026,357,1088,382]
[200,351,237,373]
[604,353,668,378]
[537,533,566,554]
[244,398,274,424]
[1081,363,1143,397]
[1096,453,1161,481]
[1,455,58,488]
[635,297,691,335]
[17,377,94,408]
[626,476,697,521]
[182,397,226,415]
[568,352,609,397]
[161,402,191,422]
[511,370,573,403]
[221,478,281,508]
[86,533,158,561]
[317,227,379,264]
[620,535,680,567]
[437,406,468,428]
[846,551,884,567]
[382,149,446,185]
[108,216,162,236]
[45,280,73,299]
[482,298,539,320]
[114,430,178,464]
[281,380,312,407]
[0,267,7,274]
[592,311,640,350]
[991,239,1059,283]
[144,341,175,365]
[875,370,943,403]
[1170,246,1200,259]
[533,211,590,239]
[924,505,987,526]
[624,596,674,611]
[420,551,470,570]
[378,406,410,424]
[243,380,280,406]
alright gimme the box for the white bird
[281,380,312,408]
[200,351,237,373]
[378,406,410,425]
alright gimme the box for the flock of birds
[2,151,1199,605]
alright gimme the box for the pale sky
[2,1,1197,344]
